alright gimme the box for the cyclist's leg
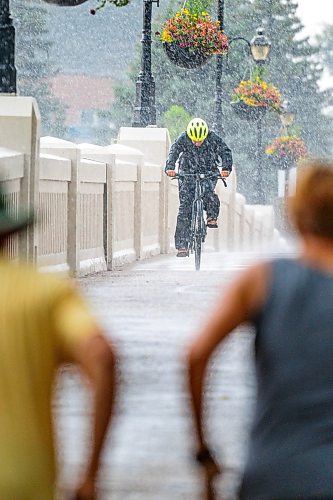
[175,177,195,249]
[203,178,220,223]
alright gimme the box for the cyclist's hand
[166,170,177,177]
[221,170,230,178]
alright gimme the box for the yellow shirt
[0,259,99,499]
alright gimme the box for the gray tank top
[240,258,333,499]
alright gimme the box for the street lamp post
[213,0,225,137]
[248,28,272,204]
[247,27,272,204]
[132,0,159,128]
[0,0,16,94]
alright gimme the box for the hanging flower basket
[158,8,228,69]
[162,42,210,69]
[43,0,88,4]
[230,101,267,121]
[231,72,282,120]
[265,135,307,169]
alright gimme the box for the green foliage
[183,0,214,15]
[91,0,130,15]
[12,0,67,138]
[318,25,333,74]
[163,105,192,141]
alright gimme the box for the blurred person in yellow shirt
[0,184,116,500]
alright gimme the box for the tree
[320,24,333,74]
[163,105,192,141]
[12,0,67,137]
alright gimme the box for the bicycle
[173,172,227,271]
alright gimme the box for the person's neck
[300,234,333,271]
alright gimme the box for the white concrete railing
[38,153,71,272]
[0,96,279,276]
[0,147,25,260]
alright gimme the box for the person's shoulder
[230,260,272,316]
[208,130,223,142]
[174,132,187,143]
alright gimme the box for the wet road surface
[54,251,290,500]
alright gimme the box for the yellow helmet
[186,118,209,142]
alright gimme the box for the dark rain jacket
[165,131,233,174]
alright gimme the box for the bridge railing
[0,148,25,260]
[0,97,280,276]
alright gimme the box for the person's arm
[187,263,268,470]
[211,132,233,173]
[73,333,116,500]
[165,134,186,176]
[52,287,116,500]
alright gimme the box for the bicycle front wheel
[194,234,202,271]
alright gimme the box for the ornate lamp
[250,27,271,63]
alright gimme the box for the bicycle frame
[173,172,226,270]
[189,173,206,247]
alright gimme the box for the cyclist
[165,118,233,257]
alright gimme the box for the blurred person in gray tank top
[186,159,333,499]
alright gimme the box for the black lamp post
[213,0,225,136]
[0,0,16,94]
[251,28,271,204]
[132,0,159,127]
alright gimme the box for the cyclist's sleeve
[211,132,233,171]
[165,133,186,172]
[221,143,233,171]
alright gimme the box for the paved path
[54,251,290,500]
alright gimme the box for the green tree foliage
[12,0,67,137]
[318,24,333,74]
[163,105,192,141]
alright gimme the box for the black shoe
[176,248,189,257]
[207,218,218,228]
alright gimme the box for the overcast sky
[297,0,332,38]
[296,0,333,89]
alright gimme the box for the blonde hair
[289,159,333,238]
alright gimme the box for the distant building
[50,73,115,144]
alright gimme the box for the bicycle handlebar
[171,172,227,187]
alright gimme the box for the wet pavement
[54,250,290,500]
